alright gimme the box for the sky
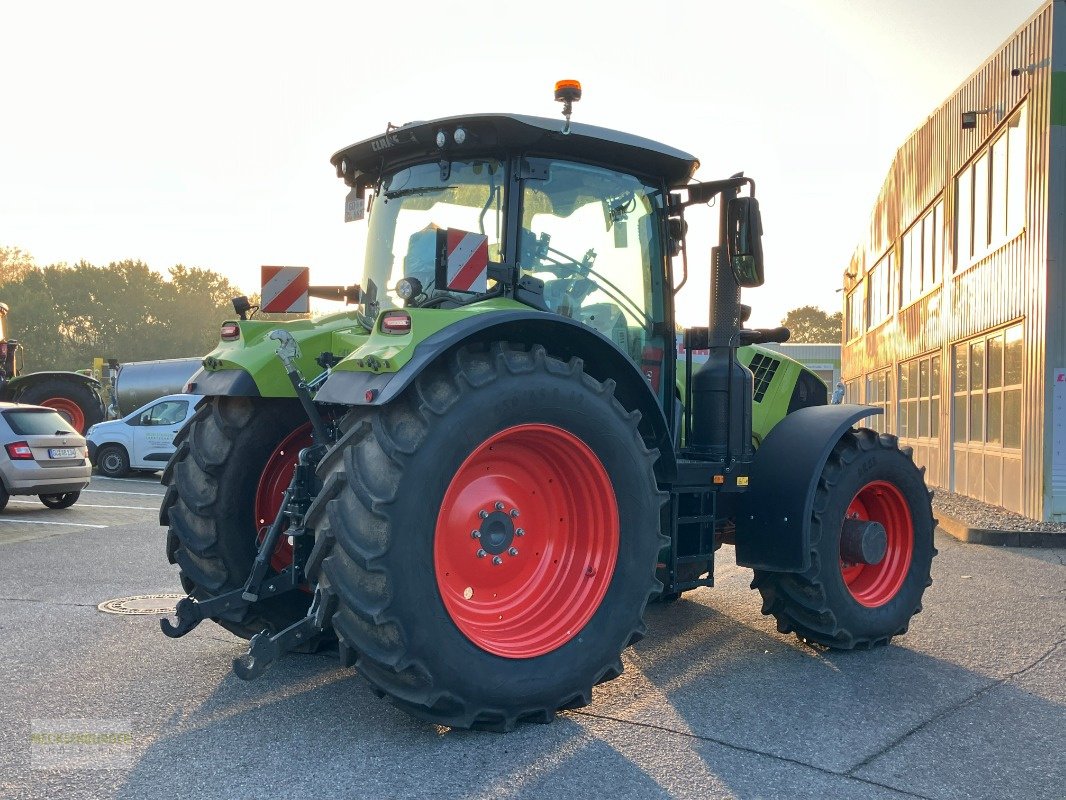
[0,0,1046,328]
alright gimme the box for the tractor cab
[333,113,700,403]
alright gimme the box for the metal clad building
[842,1,1066,520]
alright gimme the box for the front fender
[735,404,882,572]
[317,308,676,480]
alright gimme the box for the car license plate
[49,448,77,459]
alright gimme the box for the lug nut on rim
[492,556,503,565]
[470,530,481,539]
[515,528,525,537]
[478,510,488,519]
[508,547,519,556]
[495,501,505,511]
[476,549,487,559]
[510,509,520,518]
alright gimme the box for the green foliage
[0,257,243,372]
[780,305,843,343]
[0,246,36,286]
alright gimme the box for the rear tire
[160,396,317,641]
[40,492,80,509]
[751,429,935,649]
[0,483,8,512]
[95,444,130,478]
[19,379,105,434]
[304,343,665,730]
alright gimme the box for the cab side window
[520,160,668,398]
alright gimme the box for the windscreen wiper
[384,185,456,199]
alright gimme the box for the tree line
[0,245,844,373]
[0,247,245,372]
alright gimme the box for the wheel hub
[840,518,888,565]
[474,506,518,556]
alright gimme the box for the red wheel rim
[40,397,85,433]
[434,424,619,659]
[840,480,914,608]
[254,422,313,574]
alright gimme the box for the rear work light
[380,311,412,334]
[6,441,33,460]
[220,323,240,341]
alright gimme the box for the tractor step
[665,463,722,594]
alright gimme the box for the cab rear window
[2,409,79,436]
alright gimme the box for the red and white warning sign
[438,229,489,293]
[261,266,310,313]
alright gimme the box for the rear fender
[188,312,368,398]
[735,404,882,572]
[3,371,101,397]
[316,309,676,481]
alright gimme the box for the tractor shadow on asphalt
[112,571,1064,800]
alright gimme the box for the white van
[86,393,203,477]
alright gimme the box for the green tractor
[161,84,935,730]
[0,302,106,433]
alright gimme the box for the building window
[845,285,863,341]
[866,368,892,433]
[952,323,1023,448]
[867,252,893,327]
[899,354,940,440]
[845,377,861,404]
[955,104,1027,269]
[901,200,944,305]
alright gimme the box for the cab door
[130,399,191,468]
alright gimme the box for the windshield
[362,159,504,312]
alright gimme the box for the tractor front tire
[161,396,316,641]
[751,429,935,649]
[19,379,105,434]
[305,343,665,730]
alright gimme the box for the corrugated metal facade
[841,1,1063,519]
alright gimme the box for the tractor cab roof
[331,114,700,190]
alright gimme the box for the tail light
[380,311,412,334]
[220,323,241,341]
[6,441,34,460]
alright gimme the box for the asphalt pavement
[0,473,1063,800]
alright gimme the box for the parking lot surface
[0,474,1063,800]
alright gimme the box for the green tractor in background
[162,83,934,730]
[0,302,106,433]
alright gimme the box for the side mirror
[726,197,765,287]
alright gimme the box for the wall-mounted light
[961,108,997,130]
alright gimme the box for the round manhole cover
[98,594,184,615]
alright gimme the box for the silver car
[0,402,91,510]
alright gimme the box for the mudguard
[316,310,677,480]
[735,404,882,572]
[184,368,260,397]
[4,370,102,394]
